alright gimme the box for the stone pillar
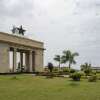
[35,50,44,72]
[25,52,29,72]
[29,51,33,72]
[13,48,17,72]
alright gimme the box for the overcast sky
[0,0,100,69]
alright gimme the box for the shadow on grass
[69,81,80,87]
[11,76,19,80]
[45,76,54,79]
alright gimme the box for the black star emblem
[17,25,26,35]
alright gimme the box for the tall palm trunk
[59,61,60,70]
[69,63,71,69]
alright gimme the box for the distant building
[91,67,100,71]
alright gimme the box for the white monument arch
[0,32,44,73]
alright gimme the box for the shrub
[78,71,86,79]
[78,71,85,76]
[53,67,59,72]
[84,69,92,76]
[70,69,76,73]
[70,72,82,81]
[47,62,54,72]
[91,70,96,75]
[96,70,100,73]
[58,68,70,75]
[46,72,54,78]
[88,75,97,82]
[62,68,69,73]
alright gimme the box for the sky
[0,0,100,69]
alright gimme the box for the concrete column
[24,53,26,72]
[29,51,33,72]
[35,50,44,72]
[13,48,17,72]
[25,53,29,72]
[25,52,29,72]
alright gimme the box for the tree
[80,63,92,76]
[61,50,79,69]
[81,63,91,71]
[54,55,61,69]
[47,62,54,72]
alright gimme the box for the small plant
[70,72,82,81]
[88,75,97,82]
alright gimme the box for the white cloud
[0,0,100,68]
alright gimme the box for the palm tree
[54,55,61,69]
[61,50,79,69]
[80,63,92,76]
[81,63,91,71]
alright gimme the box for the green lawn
[0,75,100,100]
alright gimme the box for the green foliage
[61,50,79,69]
[70,69,76,73]
[62,67,70,72]
[91,70,97,75]
[54,55,61,68]
[81,63,91,71]
[78,71,86,79]
[53,50,79,70]
[53,67,59,72]
[70,72,82,81]
[95,70,100,73]
[88,75,97,82]
[81,63,92,76]
[84,69,92,76]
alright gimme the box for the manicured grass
[0,75,100,100]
